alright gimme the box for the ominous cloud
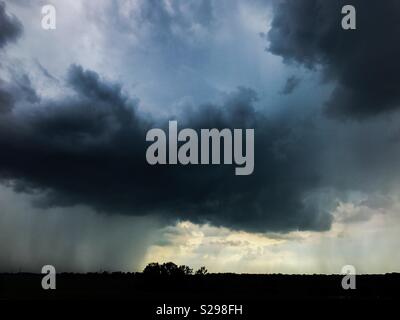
[280,75,301,95]
[0,184,159,272]
[0,84,14,113]
[0,1,25,113]
[267,0,400,118]
[2,0,400,274]
[0,72,40,113]
[0,1,23,49]
[1,0,399,238]
[0,63,334,233]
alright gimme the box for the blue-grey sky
[1,0,400,273]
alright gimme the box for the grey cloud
[0,2,37,112]
[0,84,14,113]
[35,60,59,83]
[0,64,334,233]
[12,73,40,103]
[0,184,159,272]
[111,0,215,42]
[0,72,39,112]
[267,0,400,118]
[0,1,23,48]
[280,75,301,95]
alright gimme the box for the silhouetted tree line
[143,262,208,277]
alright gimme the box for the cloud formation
[1,0,400,238]
[0,63,335,233]
[268,0,400,118]
[1,0,400,273]
[0,1,26,113]
[0,1,23,49]
[0,184,159,272]
[280,75,301,95]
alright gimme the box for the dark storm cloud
[0,84,14,113]
[12,73,40,103]
[0,64,333,233]
[0,1,35,113]
[0,1,23,48]
[280,75,301,95]
[267,0,400,118]
[0,73,39,113]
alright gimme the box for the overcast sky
[1,0,400,273]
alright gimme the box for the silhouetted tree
[143,262,161,276]
[179,265,193,275]
[195,266,208,275]
[143,262,203,277]
[160,262,180,276]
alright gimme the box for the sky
[1,0,400,274]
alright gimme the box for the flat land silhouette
[1,272,399,300]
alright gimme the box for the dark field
[2,273,399,317]
[1,272,400,300]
